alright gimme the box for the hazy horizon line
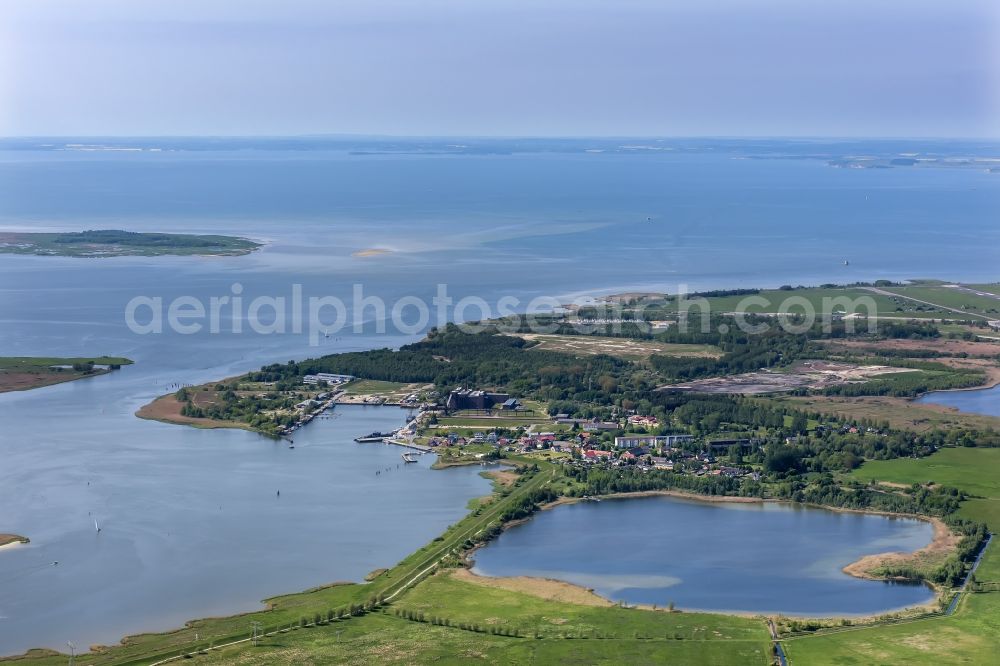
[2,133,999,142]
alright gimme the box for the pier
[383,439,435,453]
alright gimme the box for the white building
[302,373,355,386]
[614,434,693,448]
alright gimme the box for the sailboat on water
[94,518,101,533]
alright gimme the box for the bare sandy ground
[483,469,519,487]
[842,516,959,581]
[135,393,250,431]
[450,568,612,607]
[823,337,1000,358]
[0,534,29,549]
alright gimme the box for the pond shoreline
[465,489,950,617]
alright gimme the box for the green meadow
[780,447,1000,664]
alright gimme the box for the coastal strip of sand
[0,534,29,550]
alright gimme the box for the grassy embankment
[779,447,1000,665]
[0,356,132,393]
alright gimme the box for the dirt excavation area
[659,361,912,395]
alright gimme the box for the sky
[1,0,998,138]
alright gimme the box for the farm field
[782,446,1000,664]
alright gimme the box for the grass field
[851,448,1000,529]
[881,285,1000,319]
[968,284,1000,298]
[0,356,132,393]
[340,379,424,396]
[191,610,772,666]
[515,333,721,360]
[783,591,1000,666]
[170,571,771,666]
[779,447,1000,664]
[651,286,954,319]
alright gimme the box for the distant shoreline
[0,230,261,258]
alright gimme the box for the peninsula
[0,356,132,393]
[0,534,29,549]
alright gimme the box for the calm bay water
[0,138,996,654]
[915,384,1000,417]
[0,402,491,655]
[472,496,936,616]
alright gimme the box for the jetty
[383,439,435,453]
[354,432,389,443]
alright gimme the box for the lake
[471,496,936,616]
[915,384,1000,418]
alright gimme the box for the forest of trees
[247,324,635,403]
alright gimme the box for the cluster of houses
[276,391,338,436]
[421,421,760,480]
